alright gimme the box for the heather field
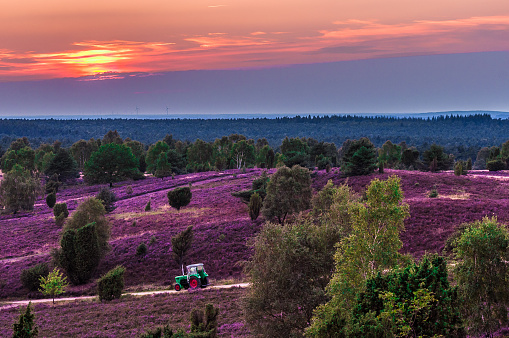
[2,168,509,336]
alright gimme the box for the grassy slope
[2,168,509,336]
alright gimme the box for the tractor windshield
[197,265,204,272]
[188,267,197,275]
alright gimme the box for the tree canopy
[84,143,141,187]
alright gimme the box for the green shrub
[46,192,56,208]
[454,161,463,176]
[96,187,116,212]
[125,185,133,195]
[53,202,69,218]
[55,213,66,226]
[429,189,438,198]
[248,192,262,221]
[190,303,219,338]
[59,222,101,285]
[145,200,151,212]
[20,263,49,292]
[167,187,192,211]
[12,303,38,338]
[45,173,61,194]
[136,243,148,256]
[97,265,126,301]
[139,324,180,338]
[487,159,505,171]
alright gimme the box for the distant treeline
[0,113,506,160]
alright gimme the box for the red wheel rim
[175,284,180,291]
[190,279,198,288]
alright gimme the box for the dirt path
[0,283,250,311]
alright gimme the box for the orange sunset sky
[1,0,508,82]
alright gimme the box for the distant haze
[0,51,508,117]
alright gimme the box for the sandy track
[0,283,250,311]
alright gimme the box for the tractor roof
[187,263,204,268]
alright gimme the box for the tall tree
[307,176,409,336]
[0,164,42,213]
[171,226,194,275]
[102,130,123,144]
[423,143,451,172]
[245,218,343,337]
[453,217,509,337]
[70,139,99,171]
[44,148,79,181]
[146,141,170,174]
[261,165,312,225]
[340,137,378,176]
[84,143,141,187]
[230,140,255,169]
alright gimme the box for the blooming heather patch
[313,169,509,257]
[0,287,248,337]
[0,169,264,298]
[2,167,508,299]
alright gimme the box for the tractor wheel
[189,276,201,289]
[174,284,181,291]
[201,277,208,288]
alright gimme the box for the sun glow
[0,13,508,81]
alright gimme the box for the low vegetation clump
[167,187,192,211]
[45,192,56,208]
[96,187,116,212]
[97,265,126,301]
[136,242,148,256]
[247,192,262,221]
[53,202,69,220]
[12,303,38,338]
[20,263,49,292]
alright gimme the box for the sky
[1,0,509,82]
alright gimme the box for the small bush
[167,187,192,211]
[132,220,137,227]
[145,201,151,212]
[46,192,56,208]
[487,159,506,171]
[248,192,262,221]
[140,324,178,338]
[136,243,148,256]
[45,173,61,194]
[190,303,219,337]
[55,213,66,226]
[97,265,126,301]
[20,263,49,292]
[96,187,116,212]
[454,161,463,176]
[12,303,38,338]
[429,189,438,198]
[125,185,133,195]
[53,202,69,218]
[149,236,157,245]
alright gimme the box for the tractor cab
[174,263,209,291]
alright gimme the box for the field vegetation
[2,126,509,336]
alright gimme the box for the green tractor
[174,263,209,291]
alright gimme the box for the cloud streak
[0,15,508,81]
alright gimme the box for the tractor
[174,263,209,291]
